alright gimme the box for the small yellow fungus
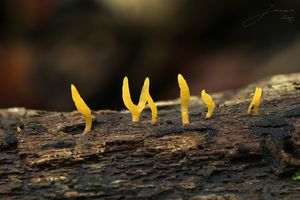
[201,90,215,119]
[178,74,190,125]
[122,76,148,122]
[71,84,92,133]
[17,126,22,132]
[144,78,157,125]
[247,87,263,116]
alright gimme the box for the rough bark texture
[1,74,300,199]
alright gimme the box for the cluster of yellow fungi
[70,74,263,134]
[122,77,157,124]
[177,74,216,124]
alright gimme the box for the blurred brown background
[0,0,300,111]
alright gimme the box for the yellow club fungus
[17,126,22,132]
[178,74,190,125]
[247,87,263,116]
[201,90,215,119]
[122,76,148,122]
[144,78,157,125]
[71,84,92,133]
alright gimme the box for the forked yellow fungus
[247,87,263,116]
[71,84,92,133]
[201,90,215,119]
[122,76,148,122]
[178,74,190,125]
[144,78,157,125]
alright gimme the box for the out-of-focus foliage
[292,170,300,181]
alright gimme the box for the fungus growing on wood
[17,126,22,132]
[71,84,92,133]
[177,74,190,125]
[201,90,215,119]
[122,76,148,122]
[247,87,263,116]
[144,78,157,125]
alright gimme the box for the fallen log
[1,73,300,199]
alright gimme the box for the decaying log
[1,74,300,199]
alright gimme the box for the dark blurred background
[0,0,300,111]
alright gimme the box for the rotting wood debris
[1,74,300,199]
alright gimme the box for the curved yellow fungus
[178,74,190,125]
[247,87,263,116]
[201,90,215,119]
[122,77,148,122]
[71,84,92,133]
[145,77,157,125]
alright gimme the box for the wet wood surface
[1,74,300,199]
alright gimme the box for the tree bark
[1,73,300,199]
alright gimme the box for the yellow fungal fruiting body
[144,78,157,124]
[122,77,148,122]
[201,90,215,119]
[17,126,22,132]
[71,84,92,133]
[178,74,190,125]
[247,87,263,116]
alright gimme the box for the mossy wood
[1,74,300,199]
